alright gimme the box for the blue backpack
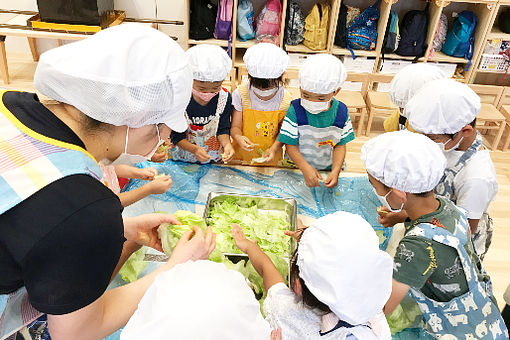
[346,0,381,58]
[442,11,477,69]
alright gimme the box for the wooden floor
[2,52,509,309]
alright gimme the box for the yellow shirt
[383,109,416,133]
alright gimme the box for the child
[100,163,172,207]
[230,212,393,339]
[120,260,279,340]
[170,44,234,163]
[383,63,445,132]
[278,54,354,188]
[231,43,293,166]
[382,79,498,259]
[361,131,507,339]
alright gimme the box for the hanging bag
[255,0,283,45]
[442,11,477,69]
[237,0,255,41]
[214,0,234,40]
[303,2,330,51]
[396,2,430,58]
[346,0,381,57]
[382,10,399,53]
[285,1,305,46]
[189,0,217,40]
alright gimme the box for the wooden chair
[497,87,510,151]
[365,73,398,136]
[223,68,237,91]
[468,84,506,151]
[335,73,369,136]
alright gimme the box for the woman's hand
[222,143,235,163]
[235,135,256,152]
[123,214,181,252]
[146,175,172,194]
[168,226,216,266]
[231,224,258,253]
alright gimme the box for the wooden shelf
[331,47,377,58]
[477,68,508,74]
[487,27,510,41]
[442,0,497,4]
[381,53,426,62]
[286,44,327,53]
[188,38,229,47]
[428,51,469,63]
[235,39,256,49]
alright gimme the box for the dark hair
[412,191,435,198]
[81,115,110,133]
[290,248,331,314]
[446,118,476,138]
[248,75,283,89]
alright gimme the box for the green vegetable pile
[119,247,148,283]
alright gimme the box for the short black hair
[82,114,109,133]
[290,248,331,314]
[446,118,476,138]
[248,75,283,89]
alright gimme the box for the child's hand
[236,135,256,152]
[377,208,407,228]
[231,223,257,253]
[194,146,211,163]
[136,167,158,180]
[146,175,172,195]
[270,328,282,340]
[324,171,339,188]
[262,148,276,164]
[302,166,322,188]
[284,218,307,242]
[222,143,235,163]
[150,150,168,163]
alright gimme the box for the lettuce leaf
[119,247,147,283]
[158,210,208,256]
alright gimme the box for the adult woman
[0,24,215,339]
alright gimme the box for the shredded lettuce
[119,247,147,283]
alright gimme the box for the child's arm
[231,109,255,151]
[324,144,346,188]
[113,164,157,180]
[176,139,211,163]
[118,175,172,207]
[286,145,322,188]
[218,134,235,162]
[231,224,285,293]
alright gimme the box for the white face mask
[373,187,405,213]
[436,135,463,153]
[108,125,165,165]
[301,98,330,114]
[251,86,278,98]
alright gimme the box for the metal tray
[203,192,298,261]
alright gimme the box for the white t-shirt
[263,283,390,340]
[445,148,498,220]
[232,83,285,112]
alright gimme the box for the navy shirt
[170,92,232,145]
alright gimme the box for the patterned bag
[255,0,282,45]
[285,1,305,46]
[214,0,233,40]
[346,0,381,55]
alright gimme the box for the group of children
[115,42,509,339]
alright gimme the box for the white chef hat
[297,211,393,326]
[186,44,232,82]
[406,79,481,134]
[34,24,192,132]
[390,63,446,113]
[361,130,446,193]
[299,54,347,94]
[121,260,271,340]
[243,43,289,79]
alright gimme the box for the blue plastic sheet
[122,160,392,250]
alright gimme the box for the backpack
[334,4,361,48]
[303,3,329,50]
[432,13,448,52]
[285,1,305,46]
[500,8,510,34]
[382,10,399,53]
[395,2,429,57]
[237,0,255,41]
[346,0,381,55]
[214,0,234,40]
[255,0,282,45]
[189,0,217,40]
[442,11,477,67]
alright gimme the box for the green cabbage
[119,247,148,283]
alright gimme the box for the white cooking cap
[406,79,481,134]
[34,24,192,132]
[361,130,446,193]
[243,43,289,79]
[297,211,393,325]
[390,63,447,113]
[299,54,347,94]
[121,260,271,340]
[186,44,232,82]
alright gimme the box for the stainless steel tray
[203,192,297,261]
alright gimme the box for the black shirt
[0,91,125,315]
[170,92,232,145]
